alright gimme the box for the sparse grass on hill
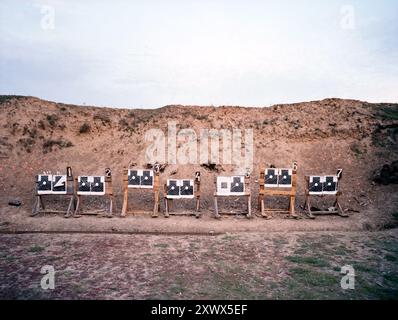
[43,139,73,152]
[79,122,91,134]
[93,112,111,125]
[0,95,26,104]
[379,105,398,121]
[46,114,59,126]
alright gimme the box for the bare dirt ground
[0,229,397,300]
[0,205,366,235]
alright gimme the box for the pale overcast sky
[0,0,397,108]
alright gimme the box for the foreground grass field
[0,230,397,299]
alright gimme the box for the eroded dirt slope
[0,96,397,228]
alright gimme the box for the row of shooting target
[37,175,106,195]
[36,167,341,197]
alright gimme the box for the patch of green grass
[359,279,398,300]
[168,282,186,296]
[29,245,44,253]
[384,273,398,284]
[353,264,374,273]
[210,272,258,299]
[380,240,398,255]
[154,243,169,248]
[220,234,240,241]
[5,255,16,262]
[328,245,353,256]
[288,267,338,288]
[294,248,308,255]
[286,255,330,268]
[273,237,289,246]
[385,254,397,262]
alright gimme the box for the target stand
[258,162,298,219]
[31,166,75,217]
[213,173,252,219]
[73,168,114,218]
[164,171,201,218]
[121,166,160,217]
[304,169,348,219]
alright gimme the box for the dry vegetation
[0,230,397,299]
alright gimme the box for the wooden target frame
[213,174,252,219]
[163,172,201,218]
[303,169,348,219]
[121,166,160,217]
[73,168,114,218]
[31,166,75,218]
[258,162,298,219]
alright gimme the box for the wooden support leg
[164,198,170,218]
[306,195,315,219]
[335,197,349,217]
[121,188,128,217]
[214,196,221,219]
[65,196,74,218]
[289,195,298,219]
[195,198,200,218]
[30,196,41,217]
[261,197,271,219]
[39,196,45,210]
[107,195,114,218]
[247,195,252,219]
[258,195,261,211]
[152,191,159,218]
[260,199,266,219]
[74,195,82,218]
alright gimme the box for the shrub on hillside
[79,122,91,134]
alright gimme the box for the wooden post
[31,194,41,217]
[213,176,220,218]
[245,175,252,218]
[152,170,160,218]
[258,169,265,210]
[73,177,81,217]
[121,169,128,217]
[64,171,75,218]
[105,169,114,218]
[195,173,201,218]
[290,164,298,218]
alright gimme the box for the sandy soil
[1,229,397,299]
